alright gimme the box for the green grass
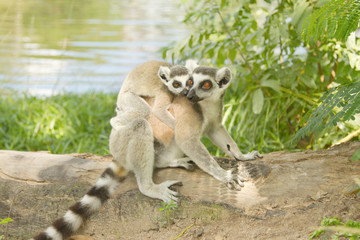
[309,217,360,239]
[1,89,358,156]
[0,92,117,154]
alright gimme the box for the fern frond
[291,81,360,145]
[302,0,360,44]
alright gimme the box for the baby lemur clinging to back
[111,60,197,130]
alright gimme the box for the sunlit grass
[1,89,356,156]
[0,92,117,154]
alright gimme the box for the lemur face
[186,66,233,103]
[158,65,191,96]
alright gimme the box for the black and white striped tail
[31,162,127,240]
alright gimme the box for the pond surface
[0,0,187,96]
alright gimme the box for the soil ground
[0,142,359,240]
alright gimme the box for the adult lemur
[31,61,194,240]
[31,60,261,240]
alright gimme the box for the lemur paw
[244,151,263,160]
[160,180,182,204]
[225,170,245,191]
[235,151,263,161]
[143,180,182,204]
[177,158,194,170]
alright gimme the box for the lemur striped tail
[31,162,127,240]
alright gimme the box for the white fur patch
[80,194,102,212]
[95,175,118,195]
[95,175,111,188]
[176,74,190,86]
[45,226,63,240]
[226,170,233,181]
[64,210,83,232]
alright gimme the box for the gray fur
[110,61,262,206]
[193,66,217,78]
[169,65,189,78]
[31,60,262,240]
[192,103,204,122]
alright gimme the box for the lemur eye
[201,81,212,90]
[187,79,193,86]
[172,81,182,88]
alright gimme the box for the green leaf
[221,0,226,9]
[252,89,264,114]
[291,0,311,33]
[228,48,237,62]
[162,48,168,60]
[0,218,13,224]
[189,35,193,48]
[261,80,281,93]
[216,45,226,65]
[351,147,360,161]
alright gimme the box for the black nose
[180,89,189,96]
[187,90,200,102]
[187,90,194,99]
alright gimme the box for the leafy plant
[162,0,360,153]
[302,0,360,45]
[291,82,360,145]
[291,0,360,155]
[158,200,178,227]
[0,218,13,225]
[0,218,13,240]
[309,217,360,239]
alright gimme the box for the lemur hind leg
[154,141,194,170]
[155,157,193,170]
[110,118,180,204]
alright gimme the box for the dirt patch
[0,142,360,239]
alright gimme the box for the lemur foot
[224,170,245,191]
[175,157,194,170]
[235,151,263,161]
[244,151,263,160]
[141,181,182,204]
[156,157,194,170]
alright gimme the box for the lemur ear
[185,59,198,72]
[215,67,232,89]
[158,66,171,83]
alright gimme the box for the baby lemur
[111,60,196,130]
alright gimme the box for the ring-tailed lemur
[31,61,193,240]
[112,61,262,204]
[31,61,262,240]
[149,64,263,192]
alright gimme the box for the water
[0,0,187,96]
